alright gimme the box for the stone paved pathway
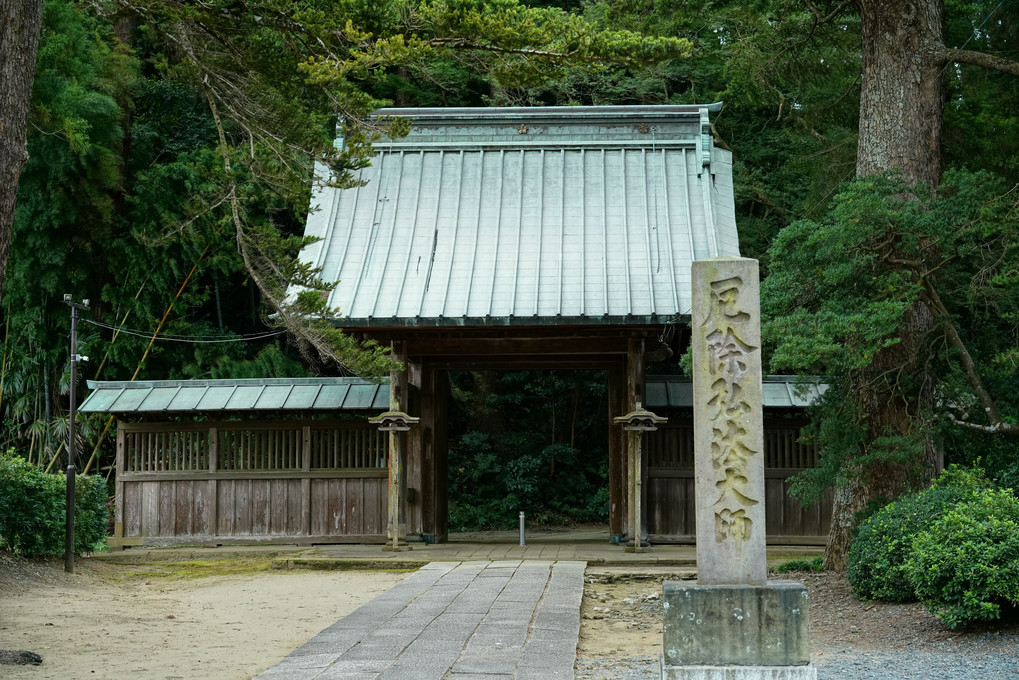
[253,560,585,680]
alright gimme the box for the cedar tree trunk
[0,0,44,300]
[824,0,947,570]
[856,0,945,190]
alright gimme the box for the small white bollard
[519,511,526,546]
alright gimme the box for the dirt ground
[4,554,1018,680]
[576,570,1019,667]
[0,553,407,680]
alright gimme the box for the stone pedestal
[668,257,816,680]
[660,663,816,680]
[660,580,816,680]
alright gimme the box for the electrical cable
[83,318,286,343]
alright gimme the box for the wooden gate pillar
[624,335,647,545]
[608,364,625,543]
[371,342,418,551]
[420,364,450,544]
[615,404,667,553]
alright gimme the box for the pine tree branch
[919,277,1009,431]
[802,0,851,26]
[945,412,1019,434]
[940,48,1019,77]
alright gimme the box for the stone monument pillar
[661,257,816,680]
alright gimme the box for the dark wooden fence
[645,420,832,544]
[113,420,389,547]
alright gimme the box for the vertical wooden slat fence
[645,419,833,544]
[114,420,389,547]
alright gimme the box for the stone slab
[254,560,586,680]
[691,257,767,586]
[660,657,818,680]
[663,580,810,667]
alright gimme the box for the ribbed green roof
[79,375,820,416]
[645,375,825,409]
[79,377,389,415]
[297,104,739,328]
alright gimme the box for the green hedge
[906,487,1019,629]
[0,451,108,557]
[847,466,991,601]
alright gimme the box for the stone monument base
[660,657,817,680]
[661,580,813,678]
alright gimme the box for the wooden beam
[405,358,423,537]
[624,336,647,551]
[385,341,409,550]
[607,365,625,542]
[115,423,125,543]
[420,363,436,541]
[404,336,630,357]
[424,357,619,371]
[434,370,450,543]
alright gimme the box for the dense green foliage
[906,487,1019,629]
[3,0,685,472]
[763,171,1019,504]
[772,556,823,574]
[447,371,608,529]
[848,467,992,602]
[0,451,107,556]
[5,0,1019,556]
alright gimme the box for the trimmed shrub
[0,451,108,556]
[773,556,824,574]
[847,466,990,601]
[905,487,1019,629]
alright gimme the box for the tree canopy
[1,0,1018,563]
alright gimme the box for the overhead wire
[83,318,286,343]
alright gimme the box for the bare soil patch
[0,552,407,680]
[577,570,1019,668]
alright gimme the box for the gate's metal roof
[298,105,739,327]
[79,375,819,416]
[645,375,826,409]
[78,378,389,415]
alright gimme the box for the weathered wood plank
[252,480,271,535]
[141,482,159,537]
[234,479,252,535]
[176,481,194,536]
[301,477,311,535]
[364,478,384,535]
[193,480,212,535]
[217,480,233,535]
[123,482,143,537]
[309,479,325,536]
[269,479,287,535]
[115,425,126,540]
[330,478,346,535]
[284,480,300,534]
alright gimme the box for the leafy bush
[905,488,1019,629]
[0,451,108,556]
[847,466,990,601]
[772,556,824,574]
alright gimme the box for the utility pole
[63,295,89,574]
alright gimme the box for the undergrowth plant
[0,451,108,556]
[906,487,1019,629]
[847,466,991,602]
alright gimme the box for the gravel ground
[577,651,1019,679]
[575,571,1019,680]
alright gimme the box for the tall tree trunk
[856,0,945,190]
[0,0,44,300]
[823,0,947,569]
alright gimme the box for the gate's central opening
[443,369,610,544]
